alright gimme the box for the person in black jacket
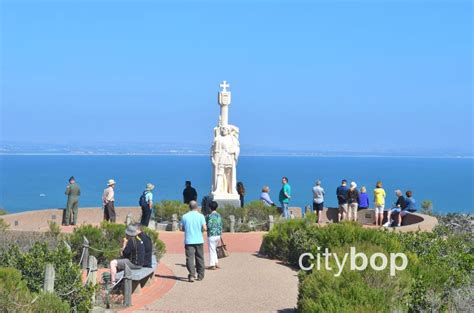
[110,225,145,283]
[183,181,198,204]
[137,224,153,268]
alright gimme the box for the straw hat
[146,183,155,191]
[107,179,116,186]
[125,224,138,237]
[350,181,357,188]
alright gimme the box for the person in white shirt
[102,179,116,222]
[312,180,325,223]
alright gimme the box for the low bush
[260,219,473,312]
[0,267,71,313]
[154,200,188,222]
[0,243,95,312]
[217,201,280,232]
[0,218,8,232]
[67,222,167,265]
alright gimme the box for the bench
[115,255,158,299]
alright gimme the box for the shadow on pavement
[156,274,188,282]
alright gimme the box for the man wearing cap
[64,176,81,226]
[110,224,145,283]
[140,183,154,227]
[180,200,207,282]
[103,179,116,223]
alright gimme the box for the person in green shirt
[64,176,81,226]
[279,176,291,219]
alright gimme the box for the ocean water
[0,155,472,214]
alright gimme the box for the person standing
[358,186,370,211]
[373,181,386,226]
[64,176,81,226]
[140,183,154,227]
[279,177,291,219]
[206,201,222,270]
[347,182,359,221]
[103,179,116,223]
[336,179,349,222]
[312,180,325,223]
[180,200,207,282]
[183,181,198,204]
[237,182,245,208]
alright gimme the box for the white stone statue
[210,81,241,205]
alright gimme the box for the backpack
[139,191,149,207]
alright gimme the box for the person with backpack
[139,183,155,227]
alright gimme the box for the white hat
[146,183,155,191]
[350,181,357,188]
[107,179,116,186]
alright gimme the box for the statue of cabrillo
[210,81,241,207]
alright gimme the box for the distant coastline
[0,153,473,159]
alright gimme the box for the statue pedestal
[211,194,241,209]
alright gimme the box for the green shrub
[154,200,188,222]
[421,199,433,215]
[67,222,167,265]
[298,243,411,312]
[33,292,70,313]
[68,224,109,265]
[0,243,95,312]
[0,209,7,216]
[246,200,280,222]
[0,267,34,312]
[260,220,473,312]
[0,219,9,232]
[100,221,127,261]
[47,221,61,238]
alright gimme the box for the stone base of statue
[211,193,241,209]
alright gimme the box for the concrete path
[133,232,298,313]
[137,253,298,313]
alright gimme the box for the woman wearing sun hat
[103,179,117,222]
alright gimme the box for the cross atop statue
[220,80,230,92]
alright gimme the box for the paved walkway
[128,232,298,313]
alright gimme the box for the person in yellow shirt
[373,181,386,226]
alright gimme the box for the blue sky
[1,1,472,154]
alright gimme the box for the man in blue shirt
[140,183,154,227]
[180,200,207,282]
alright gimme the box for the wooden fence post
[87,255,98,304]
[268,215,274,231]
[43,263,55,293]
[229,215,235,233]
[124,264,132,307]
[171,214,178,231]
[82,236,89,270]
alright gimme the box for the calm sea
[0,155,472,214]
